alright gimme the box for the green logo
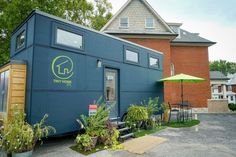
[52,56,74,80]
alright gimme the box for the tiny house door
[104,68,119,118]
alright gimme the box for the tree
[210,60,236,75]
[91,0,112,30]
[0,0,112,65]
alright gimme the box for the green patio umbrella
[159,73,206,104]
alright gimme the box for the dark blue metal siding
[10,12,164,135]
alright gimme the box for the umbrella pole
[181,80,184,122]
[181,80,183,104]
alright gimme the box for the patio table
[175,102,191,122]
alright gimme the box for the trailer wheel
[121,113,128,122]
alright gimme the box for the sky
[107,0,236,62]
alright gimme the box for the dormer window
[120,18,129,28]
[145,18,154,28]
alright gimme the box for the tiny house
[0,10,164,135]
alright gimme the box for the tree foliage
[0,0,112,65]
[210,60,236,75]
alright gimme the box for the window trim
[52,22,85,53]
[148,54,160,69]
[124,46,140,65]
[119,17,129,29]
[145,18,155,29]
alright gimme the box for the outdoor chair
[185,101,193,121]
[168,102,180,123]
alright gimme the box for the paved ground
[32,113,236,157]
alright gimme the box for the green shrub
[126,105,148,129]
[0,108,55,153]
[228,104,236,111]
[81,101,109,137]
[75,134,93,151]
[141,97,160,118]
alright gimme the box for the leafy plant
[228,104,236,111]
[75,134,93,152]
[80,99,109,137]
[0,108,55,154]
[126,105,148,129]
[141,97,160,118]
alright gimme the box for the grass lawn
[163,120,200,128]
[70,145,106,156]
[134,126,167,138]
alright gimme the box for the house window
[228,85,232,91]
[231,96,234,101]
[145,18,154,28]
[149,57,159,68]
[0,70,9,112]
[16,30,25,50]
[120,18,129,28]
[125,50,139,63]
[171,63,175,76]
[56,28,83,50]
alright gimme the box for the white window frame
[149,56,160,69]
[125,49,139,63]
[119,17,129,28]
[145,18,155,29]
[56,28,83,50]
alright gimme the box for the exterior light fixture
[97,59,102,68]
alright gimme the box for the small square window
[145,18,154,28]
[149,57,159,68]
[16,30,25,50]
[56,28,83,50]
[120,18,129,28]
[126,50,139,63]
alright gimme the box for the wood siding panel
[0,64,27,121]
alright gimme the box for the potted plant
[80,102,109,148]
[0,108,55,157]
[75,134,94,152]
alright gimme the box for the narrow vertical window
[0,70,9,112]
[171,63,175,76]
[120,18,129,28]
[16,30,26,50]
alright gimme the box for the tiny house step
[118,127,130,132]
[111,121,126,128]
[109,117,120,122]
[119,133,134,142]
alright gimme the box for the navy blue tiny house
[9,10,164,135]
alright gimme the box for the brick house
[227,73,236,104]
[101,0,215,109]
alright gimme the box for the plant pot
[91,136,98,149]
[12,150,33,157]
[0,151,10,157]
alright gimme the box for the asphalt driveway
[33,113,236,157]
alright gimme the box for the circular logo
[52,56,74,80]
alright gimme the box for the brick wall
[170,46,211,107]
[232,85,236,93]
